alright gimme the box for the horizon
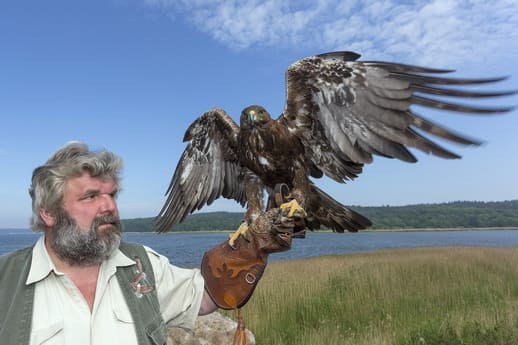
[2,199,516,231]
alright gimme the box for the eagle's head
[240,105,272,130]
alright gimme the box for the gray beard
[49,210,122,266]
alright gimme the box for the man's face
[43,171,122,266]
[62,171,120,231]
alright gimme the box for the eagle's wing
[156,108,246,233]
[280,51,515,183]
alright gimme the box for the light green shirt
[27,236,204,345]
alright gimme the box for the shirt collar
[26,235,136,285]
[102,243,136,277]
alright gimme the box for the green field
[235,247,518,345]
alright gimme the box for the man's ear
[40,209,56,227]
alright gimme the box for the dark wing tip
[412,96,516,114]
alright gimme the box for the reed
[235,246,518,345]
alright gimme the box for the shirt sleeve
[142,245,205,330]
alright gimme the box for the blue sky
[1,0,517,229]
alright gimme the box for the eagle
[156,51,514,243]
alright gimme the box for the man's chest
[30,273,139,345]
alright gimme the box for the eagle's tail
[305,184,372,232]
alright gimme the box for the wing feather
[155,108,245,233]
[281,51,515,176]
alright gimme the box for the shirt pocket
[112,299,141,344]
[112,304,167,345]
[30,320,64,345]
[112,302,134,324]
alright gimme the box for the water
[1,229,518,268]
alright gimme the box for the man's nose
[99,194,117,213]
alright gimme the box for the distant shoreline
[4,200,517,231]
[3,227,517,234]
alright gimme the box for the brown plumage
[156,51,515,233]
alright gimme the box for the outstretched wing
[156,108,246,233]
[280,51,515,183]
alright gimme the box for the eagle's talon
[280,199,306,218]
[228,222,249,248]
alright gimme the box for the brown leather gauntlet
[201,208,297,309]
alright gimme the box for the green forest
[122,200,518,232]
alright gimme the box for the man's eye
[82,194,97,200]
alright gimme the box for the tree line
[122,200,518,232]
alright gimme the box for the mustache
[92,213,122,230]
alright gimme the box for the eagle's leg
[273,183,307,237]
[228,221,249,248]
[228,172,262,247]
[279,198,307,238]
[274,183,306,217]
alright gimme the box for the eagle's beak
[248,110,256,124]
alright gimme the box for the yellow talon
[228,222,249,248]
[280,199,305,218]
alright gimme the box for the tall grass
[235,246,518,345]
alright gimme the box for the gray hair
[29,141,123,231]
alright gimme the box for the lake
[2,228,518,267]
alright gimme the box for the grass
[228,246,518,345]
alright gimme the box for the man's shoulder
[0,246,33,267]
[0,246,33,287]
[118,241,158,266]
[118,241,147,256]
[119,242,162,259]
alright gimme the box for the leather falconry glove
[201,207,300,310]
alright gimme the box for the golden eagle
[156,51,514,241]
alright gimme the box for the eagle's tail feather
[307,184,372,232]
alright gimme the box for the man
[0,142,295,345]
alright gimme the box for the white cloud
[144,0,518,66]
